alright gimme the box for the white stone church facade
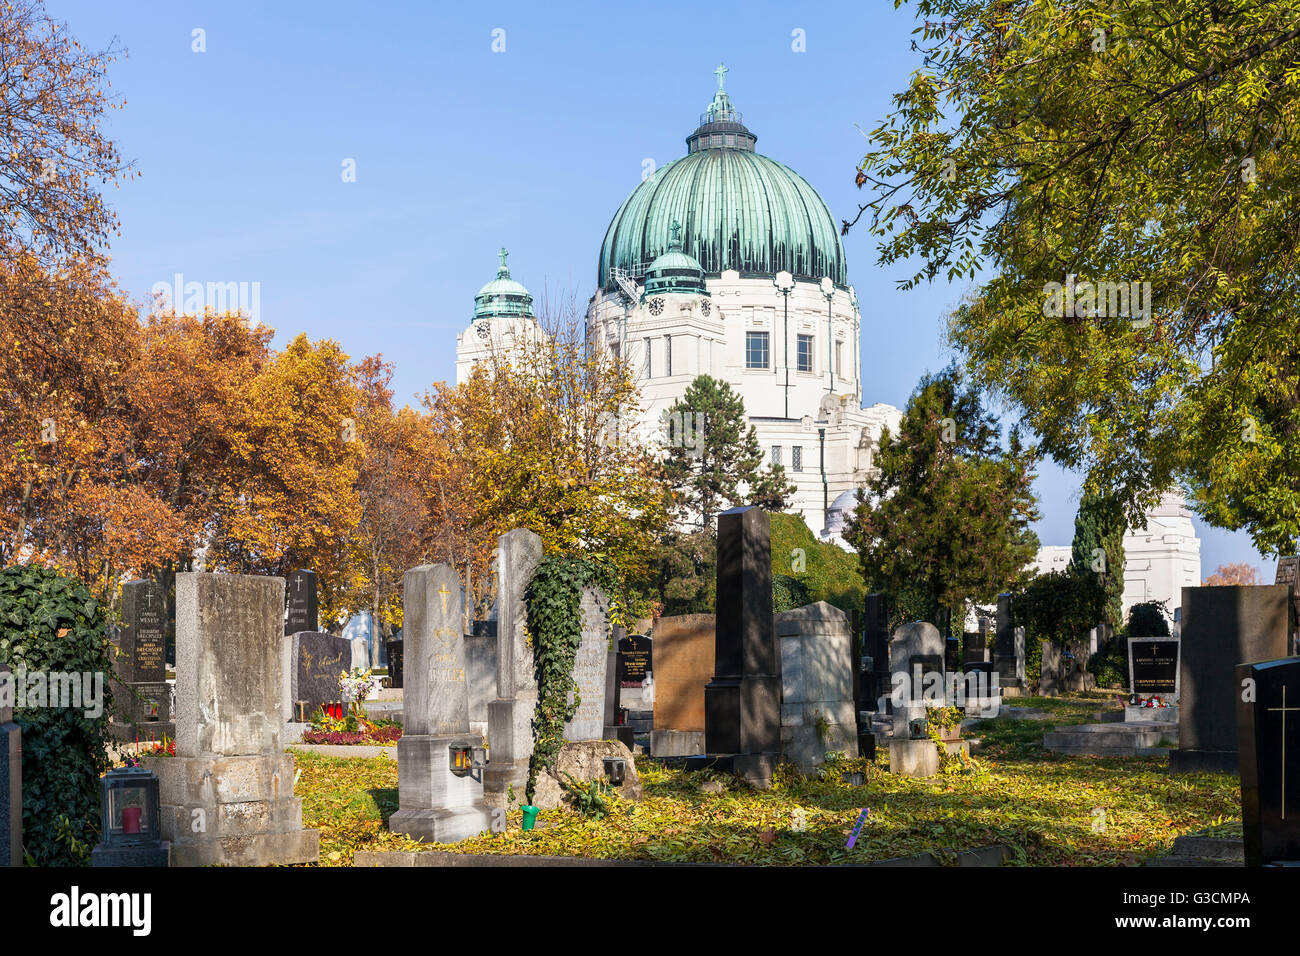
[456,68,902,539]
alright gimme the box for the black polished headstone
[1128,638,1179,698]
[863,594,890,705]
[1236,657,1300,866]
[290,631,349,718]
[704,506,780,758]
[385,639,404,689]
[617,635,652,687]
[118,580,167,684]
[286,569,319,635]
[1172,585,1292,774]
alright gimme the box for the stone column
[0,664,19,867]
[389,564,493,843]
[483,528,543,809]
[160,572,319,866]
[700,506,781,787]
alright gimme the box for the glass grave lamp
[99,765,162,848]
[602,757,626,787]
[449,740,488,782]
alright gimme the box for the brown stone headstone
[651,614,715,732]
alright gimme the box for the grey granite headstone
[390,563,493,843]
[776,602,858,772]
[563,586,609,742]
[0,664,19,867]
[888,622,945,734]
[1172,585,1294,774]
[282,631,350,721]
[484,528,544,809]
[285,569,318,635]
[162,572,318,865]
[465,630,496,740]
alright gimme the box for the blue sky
[46,0,1269,578]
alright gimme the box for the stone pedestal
[153,752,317,866]
[389,735,493,843]
[888,738,968,778]
[91,843,171,867]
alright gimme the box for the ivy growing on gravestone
[0,565,115,865]
[523,556,613,807]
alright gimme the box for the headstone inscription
[618,635,652,688]
[110,580,173,738]
[285,569,319,635]
[0,664,19,867]
[1172,584,1293,774]
[389,564,493,843]
[162,572,319,866]
[695,507,782,788]
[282,631,350,721]
[1236,657,1300,866]
[1128,638,1180,699]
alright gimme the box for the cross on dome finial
[669,219,682,248]
[714,63,728,91]
[497,247,509,276]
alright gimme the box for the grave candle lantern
[603,757,626,787]
[98,766,161,848]
[449,742,475,778]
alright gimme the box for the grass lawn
[296,694,1240,866]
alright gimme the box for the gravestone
[650,614,714,756]
[694,507,782,788]
[618,634,652,688]
[887,621,959,777]
[281,631,350,722]
[1236,657,1300,866]
[1129,638,1180,699]
[962,630,988,671]
[1275,556,1300,652]
[564,586,610,742]
[1172,584,1293,774]
[464,624,496,741]
[1038,641,1061,696]
[993,593,1025,692]
[109,580,174,740]
[159,572,319,866]
[862,593,890,708]
[776,602,858,772]
[285,569,318,635]
[385,638,404,689]
[483,528,544,809]
[0,664,19,867]
[389,564,493,843]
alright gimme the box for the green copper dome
[598,66,847,292]
[474,247,534,320]
[643,220,708,298]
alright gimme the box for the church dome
[474,248,534,320]
[598,67,847,292]
[642,220,708,298]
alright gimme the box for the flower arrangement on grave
[1135,696,1169,708]
[339,667,377,710]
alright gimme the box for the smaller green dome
[643,221,708,298]
[474,247,534,320]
